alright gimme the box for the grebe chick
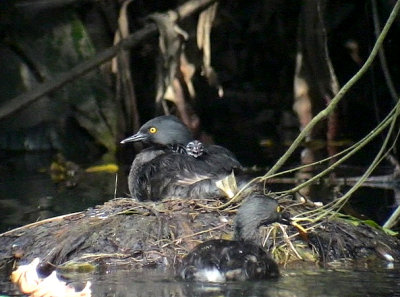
[185,140,204,158]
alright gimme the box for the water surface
[61,265,400,297]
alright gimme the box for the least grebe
[121,115,242,201]
[179,194,290,282]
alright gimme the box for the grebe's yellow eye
[276,206,282,213]
[149,127,157,134]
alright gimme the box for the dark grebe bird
[179,194,290,282]
[120,115,242,201]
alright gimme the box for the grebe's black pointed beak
[279,212,308,236]
[120,131,148,144]
[279,212,292,225]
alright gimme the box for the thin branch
[371,0,399,102]
[0,0,217,120]
[265,0,400,177]
[293,98,400,223]
[0,211,84,237]
[328,99,400,215]
[273,104,398,195]
[384,203,400,228]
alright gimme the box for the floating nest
[0,194,399,275]
[266,196,400,265]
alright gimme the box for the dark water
[90,266,400,297]
[3,265,398,297]
[1,264,400,296]
[0,152,117,232]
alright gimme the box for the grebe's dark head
[120,115,193,146]
[234,194,290,242]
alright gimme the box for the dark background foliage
[0,0,399,229]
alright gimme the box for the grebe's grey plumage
[120,115,242,201]
[179,194,290,282]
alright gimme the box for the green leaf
[339,214,398,236]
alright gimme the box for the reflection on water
[0,152,116,232]
[54,265,400,297]
[2,265,400,297]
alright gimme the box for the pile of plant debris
[0,194,399,276]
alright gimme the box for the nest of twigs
[258,194,400,266]
[1,186,399,275]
